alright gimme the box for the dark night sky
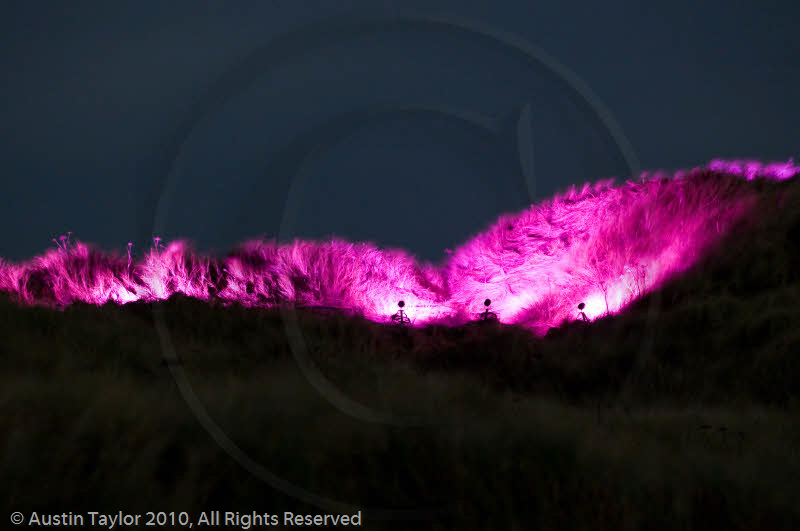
[1,0,797,263]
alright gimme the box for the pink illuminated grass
[1,159,797,335]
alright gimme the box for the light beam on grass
[1,159,797,335]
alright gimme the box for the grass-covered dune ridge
[3,156,800,528]
[2,194,800,527]
[1,158,797,335]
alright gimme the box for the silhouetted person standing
[480,298,498,321]
[577,302,589,323]
[391,300,410,325]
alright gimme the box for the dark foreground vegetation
[2,180,800,529]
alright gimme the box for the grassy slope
[2,178,800,529]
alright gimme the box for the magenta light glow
[1,159,797,335]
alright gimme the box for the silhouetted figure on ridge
[577,302,589,323]
[391,300,411,326]
[480,298,498,321]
